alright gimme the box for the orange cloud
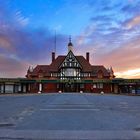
[115,68,140,78]
[0,36,12,49]
[95,37,140,78]
[0,55,30,78]
[125,15,140,29]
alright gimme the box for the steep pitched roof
[32,65,50,76]
[91,65,110,76]
[59,51,82,69]
[49,55,92,72]
[28,54,110,77]
[49,56,65,72]
[76,56,92,72]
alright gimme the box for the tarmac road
[0,93,140,139]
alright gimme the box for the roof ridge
[37,65,49,66]
[92,65,104,66]
[60,55,66,56]
[36,65,50,67]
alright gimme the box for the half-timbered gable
[26,40,115,93]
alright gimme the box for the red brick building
[26,40,115,93]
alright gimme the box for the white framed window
[5,85,14,93]
[65,68,76,76]
[97,83,103,89]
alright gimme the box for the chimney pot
[86,52,89,62]
[52,52,55,62]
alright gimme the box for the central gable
[59,50,82,69]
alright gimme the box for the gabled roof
[32,65,50,76]
[27,54,111,77]
[76,56,92,72]
[49,56,65,72]
[91,65,110,76]
[49,54,92,72]
[59,50,82,69]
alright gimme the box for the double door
[60,83,80,92]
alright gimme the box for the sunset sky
[0,0,140,78]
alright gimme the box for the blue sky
[9,0,96,34]
[8,0,135,34]
[0,0,140,78]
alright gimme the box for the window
[65,68,76,76]
[97,83,103,89]
[93,84,96,88]
[83,73,90,77]
[52,73,57,77]
[5,85,14,93]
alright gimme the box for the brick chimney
[86,52,89,62]
[52,52,55,62]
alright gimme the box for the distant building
[0,39,140,94]
[26,39,115,93]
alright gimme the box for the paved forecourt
[0,93,140,139]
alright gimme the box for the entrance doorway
[59,83,80,92]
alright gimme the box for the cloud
[0,2,68,77]
[74,13,140,79]
[15,11,29,26]
[124,15,140,29]
[95,37,140,78]
[91,15,112,22]
[75,27,140,79]
[0,0,140,79]
[115,68,140,78]
[121,1,140,15]
[0,35,12,49]
[0,54,29,78]
[87,0,115,11]
[75,23,96,46]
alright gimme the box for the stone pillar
[38,83,42,93]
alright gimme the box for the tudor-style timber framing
[0,40,140,94]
